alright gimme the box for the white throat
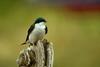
[35,22,46,29]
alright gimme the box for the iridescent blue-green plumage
[26,24,35,42]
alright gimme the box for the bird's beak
[45,20,47,23]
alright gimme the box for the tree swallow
[21,17,48,45]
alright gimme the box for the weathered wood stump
[16,39,54,67]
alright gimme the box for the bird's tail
[20,42,27,45]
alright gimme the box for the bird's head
[34,17,46,24]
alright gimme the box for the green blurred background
[0,0,100,67]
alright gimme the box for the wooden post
[16,39,54,67]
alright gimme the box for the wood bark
[16,39,54,67]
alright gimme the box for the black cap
[35,17,46,24]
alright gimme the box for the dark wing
[25,23,35,42]
[45,26,48,34]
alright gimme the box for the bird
[21,17,48,45]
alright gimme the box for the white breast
[29,22,46,43]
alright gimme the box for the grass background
[0,0,100,67]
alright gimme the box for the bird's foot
[34,42,37,46]
[29,42,37,46]
[30,43,33,46]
